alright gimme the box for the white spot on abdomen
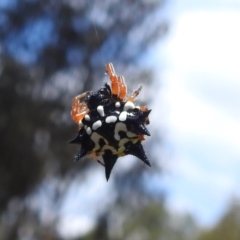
[91,132,108,151]
[97,105,105,117]
[118,138,129,147]
[102,145,117,155]
[127,131,137,138]
[84,114,90,121]
[115,102,120,108]
[86,127,92,135]
[114,122,127,140]
[106,116,117,123]
[92,120,102,130]
[119,111,127,122]
[124,102,135,111]
[78,120,83,128]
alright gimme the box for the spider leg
[106,63,119,96]
[71,92,89,124]
[140,106,150,125]
[106,63,128,100]
[138,134,146,141]
[89,152,105,167]
[125,85,142,102]
[118,76,127,100]
[97,160,105,167]
[140,106,148,111]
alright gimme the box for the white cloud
[57,215,95,239]
[156,7,240,225]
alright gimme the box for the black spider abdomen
[70,99,151,180]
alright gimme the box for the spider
[70,63,151,180]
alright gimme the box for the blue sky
[152,0,240,226]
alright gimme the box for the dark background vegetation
[0,0,240,239]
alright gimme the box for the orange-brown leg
[140,106,150,125]
[140,106,148,111]
[137,106,149,141]
[106,63,119,96]
[118,76,127,100]
[89,152,105,167]
[71,92,89,124]
[125,85,142,102]
[138,134,146,141]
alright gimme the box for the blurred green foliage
[197,200,240,240]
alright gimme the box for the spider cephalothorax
[70,63,151,180]
[84,83,112,110]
